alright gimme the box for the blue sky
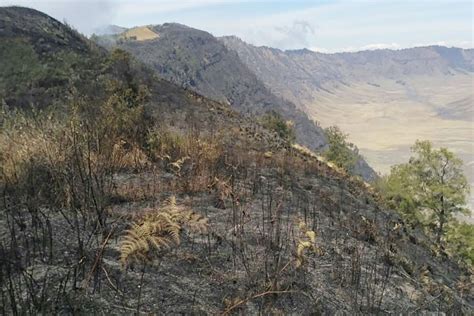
[2,0,473,52]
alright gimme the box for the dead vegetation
[0,9,472,312]
[1,99,472,314]
[120,196,208,267]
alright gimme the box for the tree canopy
[378,140,470,245]
[323,126,358,173]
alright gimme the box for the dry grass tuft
[111,140,151,171]
[0,114,66,184]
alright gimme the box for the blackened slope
[0,9,472,314]
[99,23,329,152]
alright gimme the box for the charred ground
[0,7,472,315]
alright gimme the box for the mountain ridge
[94,23,378,180]
[97,28,472,55]
[221,35,473,99]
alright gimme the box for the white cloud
[360,43,401,50]
[309,46,357,53]
[268,20,316,50]
[3,0,471,50]
[203,1,472,51]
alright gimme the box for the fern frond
[185,212,209,234]
[119,195,208,267]
[295,258,303,268]
[294,219,318,269]
[167,195,177,209]
[147,235,173,250]
[305,231,316,243]
[165,223,181,245]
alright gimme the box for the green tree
[323,126,358,172]
[446,221,474,266]
[379,140,470,244]
[376,164,421,224]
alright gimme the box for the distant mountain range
[94,24,473,208]
[221,36,473,111]
[220,36,474,210]
[93,24,378,180]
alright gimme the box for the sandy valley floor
[307,73,474,212]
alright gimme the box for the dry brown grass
[110,140,151,171]
[120,26,159,41]
[0,114,66,184]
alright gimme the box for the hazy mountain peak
[92,24,127,36]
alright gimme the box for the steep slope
[96,24,327,148]
[1,7,473,315]
[221,37,474,209]
[94,24,378,181]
